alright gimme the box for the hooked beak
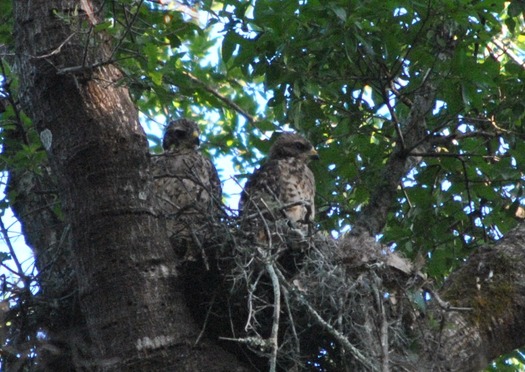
[192,130,200,147]
[309,148,320,160]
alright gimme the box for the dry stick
[281,284,301,359]
[422,285,472,312]
[275,269,379,372]
[264,261,281,372]
[253,202,280,371]
[244,270,264,333]
[194,291,217,346]
[372,273,390,372]
[34,33,76,59]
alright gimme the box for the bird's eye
[294,141,308,151]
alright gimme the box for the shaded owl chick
[152,118,222,259]
[239,132,319,241]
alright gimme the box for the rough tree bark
[433,223,525,371]
[12,0,244,370]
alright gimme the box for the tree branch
[182,71,256,125]
[430,221,525,370]
[352,79,436,236]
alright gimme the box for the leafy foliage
[211,0,525,275]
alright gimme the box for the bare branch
[275,268,379,372]
[264,261,281,372]
[373,274,390,372]
[33,33,77,60]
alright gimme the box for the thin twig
[275,268,379,372]
[110,0,145,61]
[408,152,500,159]
[56,59,116,75]
[264,261,281,372]
[280,283,300,358]
[378,65,405,150]
[194,291,217,346]
[33,33,77,59]
[423,286,473,312]
[244,270,264,333]
[372,272,390,372]
[81,23,94,69]
[182,71,256,125]
[490,38,525,69]
[0,217,26,279]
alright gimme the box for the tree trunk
[433,223,525,371]
[12,0,244,370]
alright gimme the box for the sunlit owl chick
[239,132,319,237]
[152,118,222,257]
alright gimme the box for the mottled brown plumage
[152,119,221,256]
[239,133,318,235]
